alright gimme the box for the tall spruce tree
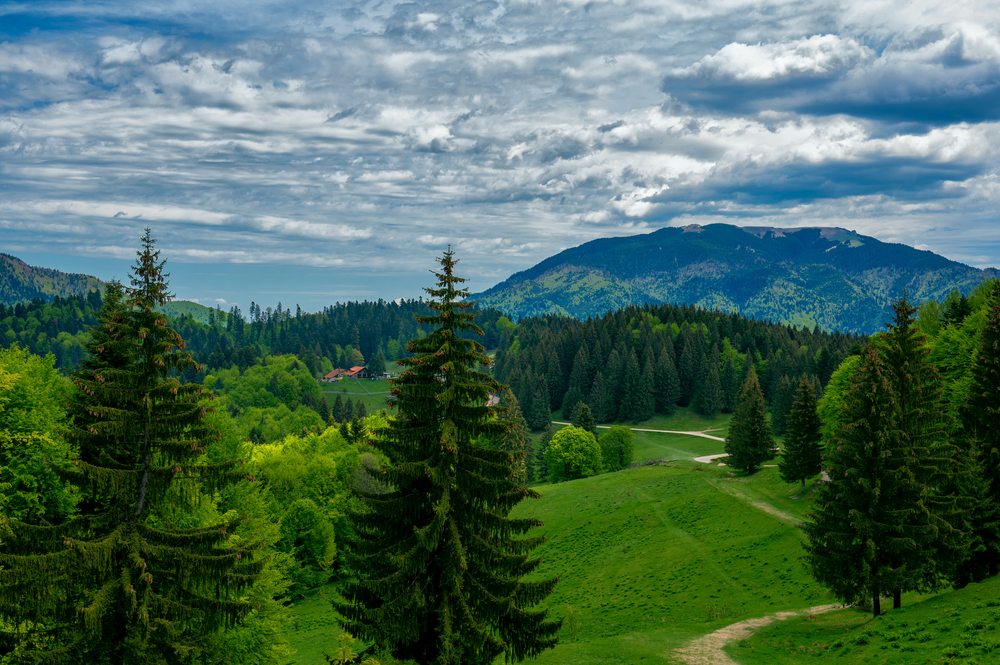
[778,377,823,491]
[587,372,606,423]
[880,295,966,607]
[0,232,261,663]
[492,390,530,486]
[723,367,774,474]
[634,358,656,422]
[961,279,1000,577]
[654,352,680,415]
[804,347,941,617]
[338,249,559,664]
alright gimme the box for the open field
[321,378,395,415]
[514,463,828,664]
[285,587,341,665]
[725,575,1000,664]
[282,408,978,665]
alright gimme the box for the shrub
[546,426,602,482]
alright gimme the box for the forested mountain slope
[474,224,998,334]
[0,253,104,305]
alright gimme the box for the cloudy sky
[2,0,1000,311]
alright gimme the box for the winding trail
[673,604,841,665]
[552,422,726,441]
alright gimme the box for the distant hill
[0,253,104,305]
[473,224,999,334]
[159,300,215,324]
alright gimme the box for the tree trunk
[894,589,901,609]
[873,593,881,618]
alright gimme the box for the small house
[322,369,345,382]
[345,366,371,380]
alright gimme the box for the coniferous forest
[3,231,1000,664]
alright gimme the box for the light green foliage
[251,425,368,588]
[546,425,603,482]
[280,499,338,589]
[0,344,78,522]
[816,354,861,449]
[598,426,635,472]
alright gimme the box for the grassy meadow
[321,377,395,415]
[725,575,1000,664]
[282,407,982,665]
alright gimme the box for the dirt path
[552,422,725,441]
[674,604,840,665]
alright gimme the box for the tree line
[492,302,862,431]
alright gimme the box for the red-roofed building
[345,366,371,379]
[322,369,346,382]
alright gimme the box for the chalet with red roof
[345,366,371,379]
[321,369,345,382]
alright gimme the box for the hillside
[158,300,215,324]
[0,252,104,305]
[474,224,999,334]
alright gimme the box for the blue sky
[2,0,1000,312]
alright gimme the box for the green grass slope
[158,300,215,323]
[725,576,1000,664]
[514,462,828,664]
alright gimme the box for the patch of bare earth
[673,605,840,665]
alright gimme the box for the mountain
[0,253,104,305]
[473,224,999,333]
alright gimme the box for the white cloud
[671,34,874,82]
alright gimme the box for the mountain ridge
[473,224,998,333]
[0,253,105,306]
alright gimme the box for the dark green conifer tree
[492,390,530,486]
[723,367,774,473]
[654,352,680,415]
[332,393,346,424]
[804,347,941,617]
[677,335,698,407]
[535,424,557,483]
[720,353,738,413]
[769,375,796,435]
[634,358,656,422]
[344,398,355,422]
[587,372,606,422]
[693,362,724,419]
[560,386,585,420]
[573,403,597,436]
[778,377,823,491]
[356,401,368,421]
[0,232,261,663]
[961,280,1000,576]
[617,350,641,422]
[338,250,559,664]
[601,349,622,419]
[881,295,966,607]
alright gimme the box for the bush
[545,426,602,482]
[598,426,635,472]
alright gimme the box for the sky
[2,0,1000,312]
